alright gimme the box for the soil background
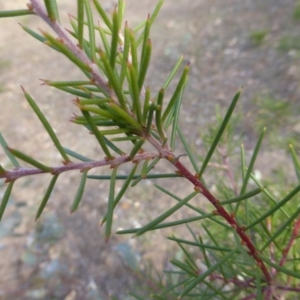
[0,0,300,299]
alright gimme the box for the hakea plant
[0,1,300,299]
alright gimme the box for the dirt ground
[0,0,300,299]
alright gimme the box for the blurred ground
[0,0,300,299]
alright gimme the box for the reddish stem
[171,159,272,285]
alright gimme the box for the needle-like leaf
[22,87,70,163]
[70,169,88,212]
[198,90,241,178]
[0,133,20,168]
[8,148,52,172]
[35,174,59,220]
[135,191,198,236]
[0,181,14,220]
[105,167,118,241]
[77,0,85,48]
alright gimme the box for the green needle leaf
[44,0,59,21]
[289,144,300,182]
[170,84,184,150]
[163,56,183,89]
[240,127,266,196]
[198,90,241,178]
[177,127,199,173]
[9,148,52,172]
[109,103,142,131]
[135,191,198,237]
[35,174,59,220]
[0,181,14,221]
[129,30,139,75]
[71,169,88,212]
[179,249,236,298]
[246,183,300,230]
[84,0,96,61]
[110,7,119,69]
[92,0,112,30]
[155,89,165,141]
[162,63,189,123]
[0,133,20,168]
[260,204,300,252]
[220,187,263,205]
[43,32,91,72]
[105,167,118,241]
[102,164,138,225]
[138,39,152,91]
[0,10,34,18]
[146,103,155,134]
[120,22,130,86]
[128,63,143,123]
[22,87,70,163]
[260,256,300,279]
[99,50,127,110]
[77,0,85,48]
[116,213,215,234]
[142,87,151,124]
[81,110,113,159]
[63,147,93,162]
[129,138,145,159]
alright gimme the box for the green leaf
[81,110,113,159]
[70,169,88,212]
[35,174,59,220]
[43,32,91,72]
[198,90,241,178]
[129,30,139,75]
[0,181,14,221]
[99,50,128,110]
[155,89,165,140]
[168,236,232,252]
[146,103,155,134]
[9,148,52,172]
[116,213,215,234]
[260,256,300,279]
[289,144,300,182]
[105,167,118,241]
[88,173,179,180]
[109,103,142,131]
[128,63,143,123]
[239,127,266,196]
[44,0,59,21]
[177,127,199,173]
[155,184,230,229]
[103,136,125,156]
[0,133,20,167]
[170,84,184,150]
[138,39,151,91]
[110,7,119,69]
[129,138,145,159]
[77,0,85,48]
[135,191,198,236]
[0,9,34,18]
[260,204,300,252]
[102,164,138,225]
[246,183,300,230]
[179,249,237,298]
[120,22,130,87]
[92,0,112,30]
[220,187,263,205]
[63,147,93,162]
[162,64,189,123]
[84,0,96,61]
[136,0,164,45]
[22,87,70,163]
[142,87,151,124]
